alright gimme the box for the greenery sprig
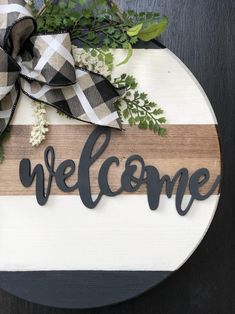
[32,0,168,65]
[113,75,166,136]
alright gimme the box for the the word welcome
[19,127,221,216]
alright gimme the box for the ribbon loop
[19,33,77,86]
[0,0,124,137]
[0,47,20,101]
[0,0,35,57]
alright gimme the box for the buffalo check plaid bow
[0,0,124,136]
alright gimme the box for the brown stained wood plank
[0,125,221,195]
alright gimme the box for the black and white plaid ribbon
[0,0,124,135]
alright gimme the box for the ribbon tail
[0,81,20,136]
[21,68,125,129]
[0,47,21,136]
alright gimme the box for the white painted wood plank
[0,195,219,271]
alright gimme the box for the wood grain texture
[0,0,234,313]
[0,125,220,195]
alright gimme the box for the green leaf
[68,0,76,9]
[127,23,143,37]
[87,32,96,40]
[128,117,136,126]
[140,92,147,100]
[107,26,116,34]
[111,42,118,48]
[103,37,110,45]
[96,0,106,5]
[158,117,167,123]
[123,108,129,119]
[130,36,138,44]
[98,53,104,61]
[79,0,87,6]
[139,120,148,129]
[105,53,114,64]
[119,33,127,42]
[138,16,168,41]
[153,108,163,115]
[90,49,97,57]
[158,127,167,136]
[122,42,130,49]
[116,43,133,66]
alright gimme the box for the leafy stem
[113,74,167,136]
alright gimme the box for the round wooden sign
[0,46,221,308]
